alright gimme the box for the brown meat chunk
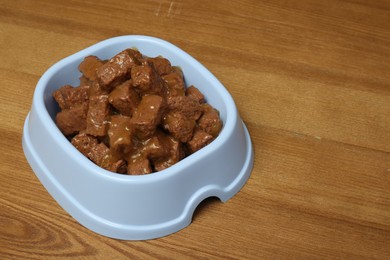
[71,132,126,173]
[53,85,89,110]
[96,49,140,91]
[146,57,172,76]
[127,156,152,175]
[55,103,88,135]
[142,133,169,160]
[131,65,152,92]
[162,68,185,99]
[79,75,90,87]
[78,55,104,81]
[131,64,165,96]
[162,111,195,143]
[198,104,223,137]
[88,80,107,96]
[71,131,99,156]
[133,129,184,172]
[168,96,202,121]
[108,80,140,116]
[153,132,184,171]
[100,152,127,174]
[86,94,110,137]
[107,115,133,155]
[126,48,143,61]
[186,128,214,154]
[186,85,205,104]
[131,95,165,139]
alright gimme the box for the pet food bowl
[22,35,254,240]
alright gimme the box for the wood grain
[1,0,389,259]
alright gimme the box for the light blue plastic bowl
[22,35,254,240]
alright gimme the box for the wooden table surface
[1,0,389,259]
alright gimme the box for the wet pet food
[53,49,222,175]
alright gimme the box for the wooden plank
[0,0,389,258]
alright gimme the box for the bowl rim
[32,35,239,182]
